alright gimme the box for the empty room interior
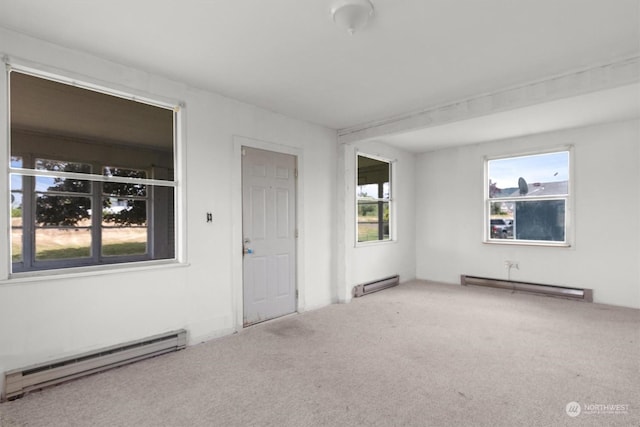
[0,1,639,426]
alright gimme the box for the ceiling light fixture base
[331,0,374,35]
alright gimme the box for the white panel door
[242,147,296,326]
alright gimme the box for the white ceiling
[0,0,638,151]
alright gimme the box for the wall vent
[353,275,399,297]
[3,329,187,401]
[460,275,593,302]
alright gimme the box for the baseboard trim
[460,275,593,302]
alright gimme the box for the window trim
[355,152,394,246]
[5,63,184,278]
[483,146,573,247]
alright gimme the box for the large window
[486,149,570,245]
[9,70,177,273]
[357,154,391,243]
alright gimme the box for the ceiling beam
[338,56,640,144]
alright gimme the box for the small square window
[486,150,571,245]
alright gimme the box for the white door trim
[231,135,305,331]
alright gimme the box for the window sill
[483,239,571,248]
[1,259,189,285]
[355,239,397,248]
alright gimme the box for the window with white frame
[357,154,391,243]
[9,70,177,273]
[486,149,570,245]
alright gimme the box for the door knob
[243,238,253,255]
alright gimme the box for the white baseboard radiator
[460,275,593,302]
[353,275,400,297]
[3,329,187,401]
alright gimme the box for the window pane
[489,210,514,239]
[103,182,146,198]
[489,201,514,217]
[10,175,22,192]
[11,191,22,227]
[104,167,146,179]
[36,159,91,174]
[103,182,147,197]
[11,225,22,262]
[102,198,147,257]
[35,227,91,260]
[102,227,147,256]
[357,201,390,242]
[357,182,390,199]
[358,183,379,198]
[102,199,146,225]
[36,195,91,226]
[35,176,91,194]
[10,158,22,192]
[357,156,390,199]
[489,152,569,198]
[33,192,93,263]
[10,156,23,222]
[356,156,390,199]
[514,200,565,242]
[10,73,175,172]
[102,197,148,256]
[103,167,148,197]
[10,156,23,168]
[158,186,176,260]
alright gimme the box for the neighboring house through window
[486,149,571,245]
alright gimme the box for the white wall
[415,119,640,308]
[0,27,337,386]
[337,141,416,302]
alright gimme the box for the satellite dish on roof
[518,177,528,195]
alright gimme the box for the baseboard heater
[460,275,593,302]
[3,329,187,401]
[353,275,399,297]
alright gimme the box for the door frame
[231,135,305,331]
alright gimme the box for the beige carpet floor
[1,280,638,427]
